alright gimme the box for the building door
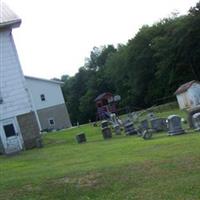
[0,118,22,154]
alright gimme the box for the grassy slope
[1,108,200,200]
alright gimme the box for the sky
[5,0,199,79]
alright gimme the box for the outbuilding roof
[94,92,113,102]
[174,80,199,95]
[0,1,21,28]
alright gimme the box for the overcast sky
[5,0,199,79]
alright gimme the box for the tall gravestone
[140,119,149,130]
[110,113,121,135]
[167,115,184,136]
[101,120,112,139]
[124,120,137,135]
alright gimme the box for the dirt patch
[56,172,102,188]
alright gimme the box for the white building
[0,2,71,154]
[25,76,71,131]
[175,80,200,110]
[0,2,40,154]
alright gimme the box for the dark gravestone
[150,118,167,132]
[102,127,112,139]
[192,113,200,131]
[76,133,87,144]
[124,122,137,135]
[168,115,184,136]
[142,130,152,140]
[101,120,112,139]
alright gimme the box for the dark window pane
[49,119,55,125]
[40,94,45,101]
[3,124,16,137]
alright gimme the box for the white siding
[187,83,200,107]
[25,77,65,110]
[0,30,33,121]
[177,93,187,109]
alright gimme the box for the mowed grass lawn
[1,108,200,200]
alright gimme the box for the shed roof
[174,80,199,95]
[95,92,113,102]
[0,1,21,29]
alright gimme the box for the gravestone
[192,113,200,131]
[124,121,137,135]
[142,130,152,140]
[150,118,167,132]
[167,115,184,136]
[102,127,112,139]
[110,113,121,135]
[101,120,112,139]
[140,119,149,130]
[76,133,87,144]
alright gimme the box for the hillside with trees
[61,2,200,124]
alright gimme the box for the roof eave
[0,19,21,29]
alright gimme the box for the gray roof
[0,1,21,28]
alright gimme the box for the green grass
[1,108,200,199]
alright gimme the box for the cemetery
[1,102,200,200]
[1,1,200,200]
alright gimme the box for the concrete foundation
[37,103,72,131]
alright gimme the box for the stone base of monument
[102,127,112,139]
[168,129,185,136]
[76,133,87,144]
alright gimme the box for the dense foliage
[61,2,200,124]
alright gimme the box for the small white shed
[175,80,200,110]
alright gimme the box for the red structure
[95,92,117,120]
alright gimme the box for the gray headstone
[140,119,149,130]
[192,112,200,131]
[150,118,167,132]
[76,133,87,144]
[167,115,184,135]
[102,127,112,139]
[124,121,137,135]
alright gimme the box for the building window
[40,94,46,101]
[48,118,55,126]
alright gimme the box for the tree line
[61,2,200,124]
